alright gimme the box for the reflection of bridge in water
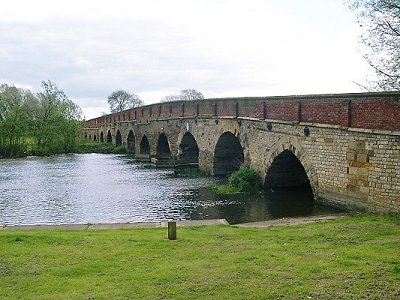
[83,91,400,214]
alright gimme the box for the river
[0,153,343,225]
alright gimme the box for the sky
[0,0,374,120]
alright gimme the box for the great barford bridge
[83,91,400,214]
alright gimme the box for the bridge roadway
[83,91,400,214]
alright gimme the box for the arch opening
[139,135,150,155]
[115,130,122,146]
[156,133,171,159]
[127,130,135,153]
[178,132,199,164]
[264,149,314,217]
[106,130,112,143]
[100,131,104,143]
[213,132,244,176]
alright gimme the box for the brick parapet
[84,92,400,132]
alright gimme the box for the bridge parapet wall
[84,92,400,132]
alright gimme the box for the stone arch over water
[213,131,244,176]
[106,130,112,143]
[140,135,150,154]
[156,133,171,159]
[115,130,122,146]
[178,132,199,164]
[100,131,104,143]
[263,138,319,201]
[127,130,135,153]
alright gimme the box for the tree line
[0,80,82,158]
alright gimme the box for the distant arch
[156,133,171,159]
[100,131,104,143]
[178,132,199,164]
[115,130,122,146]
[213,132,244,176]
[106,130,112,143]
[127,130,135,153]
[93,135,97,141]
[139,135,150,154]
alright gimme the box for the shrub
[209,167,262,194]
[228,167,261,194]
[112,146,127,154]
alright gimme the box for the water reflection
[0,154,343,226]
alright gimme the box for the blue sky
[0,0,373,119]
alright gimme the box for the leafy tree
[107,90,143,113]
[0,84,36,157]
[33,80,82,155]
[0,80,83,157]
[161,89,204,102]
[348,0,400,90]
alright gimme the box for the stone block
[359,186,370,194]
[357,153,368,163]
[346,152,356,161]
[349,166,359,175]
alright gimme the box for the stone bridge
[83,92,400,214]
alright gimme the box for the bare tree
[180,89,204,100]
[107,90,143,113]
[161,89,204,102]
[348,0,400,90]
[161,95,182,102]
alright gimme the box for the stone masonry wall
[83,91,400,214]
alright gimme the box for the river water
[0,154,342,226]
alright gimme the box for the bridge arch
[115,130,122,146]
[99,131,104,143]
[213,132,244,176]
[156,133,171,159]
[139,135,150,154]
[263,139,318,200]
[127,130,135,153]
[106,130,112,143]
[178,132,199,164]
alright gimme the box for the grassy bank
[1,215,399,299]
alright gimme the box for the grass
[0,215,399,299]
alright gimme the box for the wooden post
[168,221,177,240]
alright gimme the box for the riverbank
[1,214,399,299]
[1,214,350,231]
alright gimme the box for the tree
[107,90,143,113]
[34,80,83,154]
[161,95,182,102]
[0,84,35,157]
[161,89,204,102]
[180,89,204,100]
[348,0,400,90]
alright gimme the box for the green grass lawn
[1,215,399,299]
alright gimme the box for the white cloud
[0,0,374,119]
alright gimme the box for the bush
[77,141,114,154]
[112,146,127,154]
[209,167,262,194]
[228,167,261,194]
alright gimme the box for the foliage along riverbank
[0,215,399,299]
[209,167,263,194]
[0,81,82,158]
